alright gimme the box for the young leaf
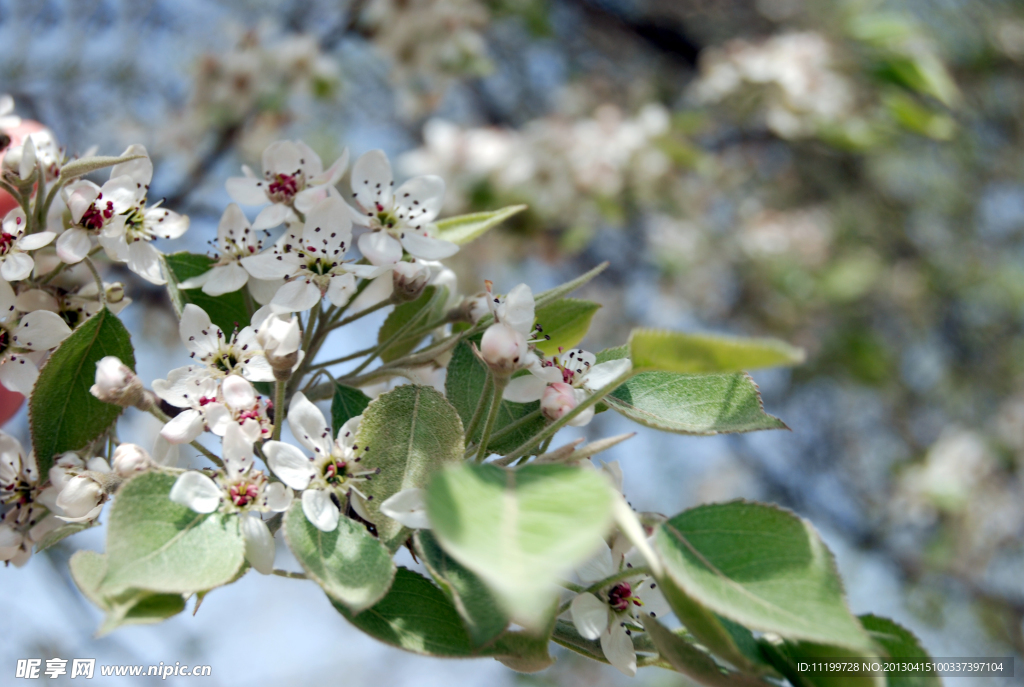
[435,205,527,245]
[283,502,395,612]
[654,501,873,651]
[425,462,614,631]
[355,385,464,551]
[376,285,446,362]
[445,337,545,453]
[59,153,146,179]
[415,530,510,647]
[640,615,770,686]
[331,383,371,438]
[163,252,251,334]
[532,298,601,355]
[860,614,941,687]
[34,521,98,553]
[30,307,135,476]
[98,472,246,596]
[629,329,805,374]
[758,636,884,687]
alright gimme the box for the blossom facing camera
[111,443,152,478]
[90,356,147,408]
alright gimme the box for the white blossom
[179,204,264,296]
[0,284,74,394]
[0,207,56,282]
[379,488,429,529]
[111,443,153,478]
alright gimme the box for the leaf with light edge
[435,205,526,244]
[629,329,805,374]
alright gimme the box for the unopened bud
[256,313,301,379]
[392,261,430,302]
[90,356,149,409]
[541,382,578,421]
[55,474,105,522]
[106,282,126,304]
[480,323,527,375]
[112,443,152,478]
[2,137,35,182]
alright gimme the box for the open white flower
[175,304,275,382]
[568,540,670,677]
[169,460,292,575]
[0,286,74,394]
[263,392,378,532]
[0,431,60,566]
[348,149,458,264]
[226,140,349,230]
[180,203,265,296]
[0,207,55,283]
[505,348,632,426]
[241,196,385,312]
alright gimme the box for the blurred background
[1,0,1022,684]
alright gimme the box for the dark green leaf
[30,307,134,475]
[861,614,941,687]
[640,615,769,686]
[376,286,446,362]
[331,383,371,438]
[164,252,251,334]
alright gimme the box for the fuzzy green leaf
[34,521,98,553]
[99,472,246,596]
[60,153,146,179]
[641,615,769,686]
[29,307,134,476]
[532,298,600,355]
[331,383,371,438]
[284,502,395,612]
[426,462,614,631]
[164,252,251,334]
[655,501,873,651]
[629,329,805,374]
[435,205,527,244]
[355,385,464,551]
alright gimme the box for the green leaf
[331,383,371,438]
[532,298,600,355]
[29,307,135,476]
[435,205,527,244]
[415,530,510,647]
[655,501,873,651]
[99,472,246,596]
[376,285,446,362]
[60,153,146,179]
[355,385,464,551]
[70,550,187,636]
[445,337,545,454]
[283,502,395,612]
[34,521,98,553]
[758,637,884,687]
[629,329,805,374]
[861,614,941,687]
[426,462,614,631]
[640,615,769,686]
[163,252,251,334]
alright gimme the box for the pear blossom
[3,129,63,183]
[263,393,379,532]
[348,149,458,264]
[170,304,275,383]
[505,347,633,426]
[0,432,61,566]
[0,287,74,394]
[111,443,153,477]
[568,540,670,677]
[226,140,349,230]
[55,474,107,522]
[2,136,38,182]
[241,196,385,312]
[57,280,131,328]
[169,456,292,574]
[0,207,56,282]
[478,282,556,382]
[379,488,429,529]
[179,203,265,296]
[153,366,271,447]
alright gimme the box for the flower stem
[473,376,507,462]
[271,569,307,580]
[272,379,287,441]
[83,257,106,306]
[462,374,492,448]
[331,297,392,329]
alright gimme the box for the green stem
[473,376,507,462]
[272,379,287,441]
[332,298,392,329]
[344,289,441,379]
[484,408,543,446]
[307,344,377,370]
[83,257,106,306]
[271,569,307,580]
[462,374,492,447]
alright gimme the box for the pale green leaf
[629,329,805,373]
[425,462,614,631]
[30,307,135,476]
[60,153,146,179]
[532,298,600,355]
[99,472,246,596]
[355,385,464,551]
[435,205,527,245]
[758,637,884,687]
[284,502,395,612]
[34,521,98,553]
[640,615,769,686]
[655,501,873,651]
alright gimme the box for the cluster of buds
[478,281,548,377]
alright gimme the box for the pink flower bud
[542,382,578,421]
[480,323,526,374]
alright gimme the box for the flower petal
[0,354,38,394]
[270,278,321,313]
[264,440,315,490]
[582,359,632,392]
[225,176,269,205]
[394,175,445,225]
[169,471,222,513]
[55,228,93,264]
[351,149,394,213]
[127,241,166,285]
[252,203,292,231]
[160,409,206,444]
[504,373,548,403]
[1,252,33,282]
[570,592,609,641]
[601,623,637,677]
[399,231,458,260]
[264,482,293,512]
[302,488,339,532]
[576,539,615,584]
[358,230,403,265]
[379,488,430,529]
[241,514,276,575]
[287,392,333,457]
[13,310,72,351]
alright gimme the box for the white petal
[567,390,595,427]
[55,228,93,264]
[160,409,206,444]
[225,176,269,205]
[287,392,332,457]
[217,203,252,246]
[501,283,535,334]
[62,181,101,224]
[146,207,189,240]
[570,593,609,641]
[264,482,293,512]
[309,148,348,186]
[242,249,294,281]
[349,272,394,310]
[302,488,339,532]
[223,422,254,474]
[326,272,357,308]
[577,540,615,584]
[127,241,166,285]
[248,277,286,305]
[302,196,353,254]
[252,203,292,231]
[1,253,33,282]
[179,304,220,356]
[223,374,257,408]
[169,471,222,513]
[99,232,129,262]
[400,232,458,260]
[18,137,36,180]
[635,580,671,620]
[0,354,38,394]
[13,310,72,350]
[111,144,153,187]
[263,140,304,175]
[241,514,276,575]
[16,231,55,251]
[351,149,394,212]
[0,278,16,314]
[101,175,143,214]
[264,440,315,490]
[379,488,430,529]
[270,278,321,313]
[358,230,403,265]
[503,374,548,403]
[201,263,248,296]
[582,359,632,392]
[394,175,445,225]
[601,623,636,677]
[152,434,179,467]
